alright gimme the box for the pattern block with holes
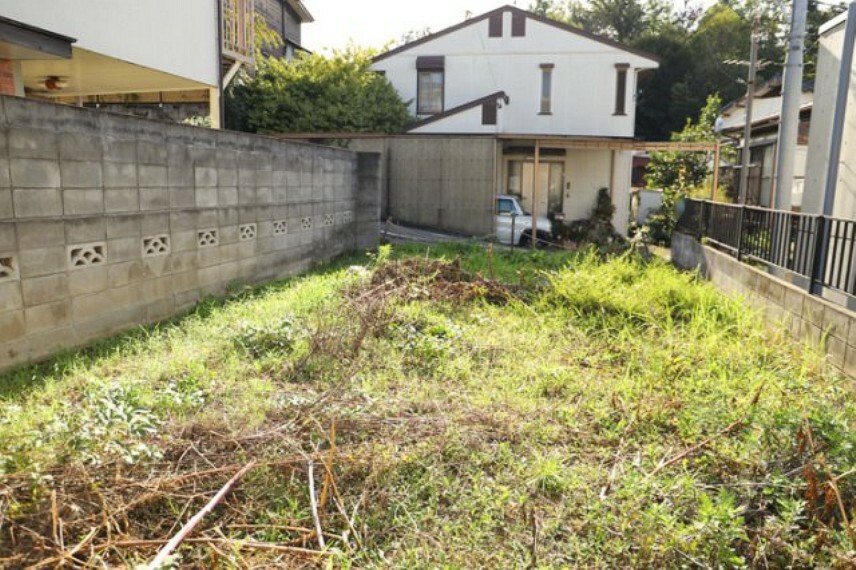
[301,217,313,231]
[142,235,171,258]
[273,220,288,235]
[68,243,106,269]
[323,214,334,227]
[197,229,219,248]
[239,224,257,241]
[343,211,353,224]
[0,256,18,282]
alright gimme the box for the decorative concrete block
[10,159,60,188]
[68,242,106,270]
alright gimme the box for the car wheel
[519,232,531,247]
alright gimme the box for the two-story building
[256,0,314,60]
[0,0,313,126]
[366,5,659,237]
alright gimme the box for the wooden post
[531,140,540,248]
[711,142,721,201]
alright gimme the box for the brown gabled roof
[373,5,660,64]
[408,91,509,131]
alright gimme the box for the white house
[368,5,659,236]
[803,10,856,220]
[0,0,272,127]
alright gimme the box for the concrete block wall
[0,96,380,372]
[349,136,496,237]
[672,232,856,380]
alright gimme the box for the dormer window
[416,56,445,115]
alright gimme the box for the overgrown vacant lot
[2,244,856,568]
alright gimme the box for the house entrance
[507,160,564,215]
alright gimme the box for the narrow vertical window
[416,56,445,115]
[489,12,503,37]
[614,63,629,116]
[512,13,526,37]
[540,64,554,115]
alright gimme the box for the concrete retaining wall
[349,136,496,237]
[672,232,856,379]
[0,96,380,372]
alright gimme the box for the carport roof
[271,132,717,152]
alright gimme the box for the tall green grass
[1,244,854,567]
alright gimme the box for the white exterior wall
[411,105,499,134]
[804,14,856,219]
[374,11,657,137]
[500,148,634,235]
[0,0,219,87]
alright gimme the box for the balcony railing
[222,0,255,64]
[677,198,856,300]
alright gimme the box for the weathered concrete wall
[672,232,856,379]
[0,96,380,372]
[391,137,495,236]
[348,136,496,237]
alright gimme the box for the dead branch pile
[352,257,514,305]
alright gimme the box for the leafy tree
[645,94,723,242]
[225,46,412,134]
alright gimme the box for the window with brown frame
[512,13,526,36]
[614,63,629,116]
[416,56,445,115]
[489,13,503,37]
[540,64,554,115]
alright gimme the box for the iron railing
[677,198,856,299]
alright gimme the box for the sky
[301,0,716,54]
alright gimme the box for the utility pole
[774,0,808,211]
[739,15,760,205]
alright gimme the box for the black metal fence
[676,199,856,298]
